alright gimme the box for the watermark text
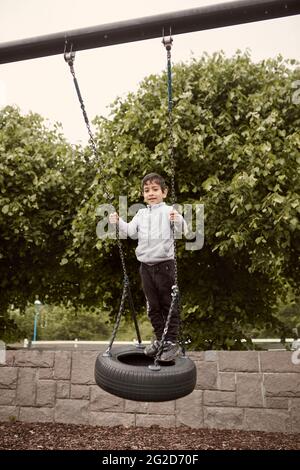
[96,197,204,251]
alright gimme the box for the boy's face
[143,180,168,206]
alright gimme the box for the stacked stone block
[0,349,299,432]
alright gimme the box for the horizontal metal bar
[0,0,299,64]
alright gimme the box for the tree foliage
[1,53,299,349]
[8,301,153,342]
[9,303,111,341]
[69,52,300,349]
[0,106,93,339]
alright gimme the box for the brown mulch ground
[0,422,299,450]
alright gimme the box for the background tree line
[0,52,299,348]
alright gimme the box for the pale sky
[1,0,300,145]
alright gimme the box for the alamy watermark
[96,197,204,251]
[291,349,300,365]
[0,340,6,364]
[291,80,300,105]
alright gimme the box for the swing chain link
[64,43,140,353]
[162,29,178,286]
[152,31,185,367]
[64,44,114,204]
[153,285,179,367]
[104,275,129,356]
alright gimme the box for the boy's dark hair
[141,173,167,192]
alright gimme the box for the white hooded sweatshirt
[118,202,186,264]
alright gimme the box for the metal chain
[64,46,141,353]
[153,286,180,366]
[64,50,113,203]
[163,34,178,287]
[165,36,186,357]
[103,277,129,355]
[152,33,182,367]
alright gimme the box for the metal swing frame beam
[0,0,300,64]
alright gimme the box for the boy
[109,172,186,362]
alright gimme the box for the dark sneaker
[144,340,161,357]
[159,341,180,362]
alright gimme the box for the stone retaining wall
[0,349,299,432]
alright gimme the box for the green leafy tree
[9,302,153,342]
[0,106,94,340]
[69,52,300,349]
[9,303,111,341]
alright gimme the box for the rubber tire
[94,345,197,402]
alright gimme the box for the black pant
[139,260,179,342]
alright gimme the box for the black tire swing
[94,345,196,402]
[64,33,196,402]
